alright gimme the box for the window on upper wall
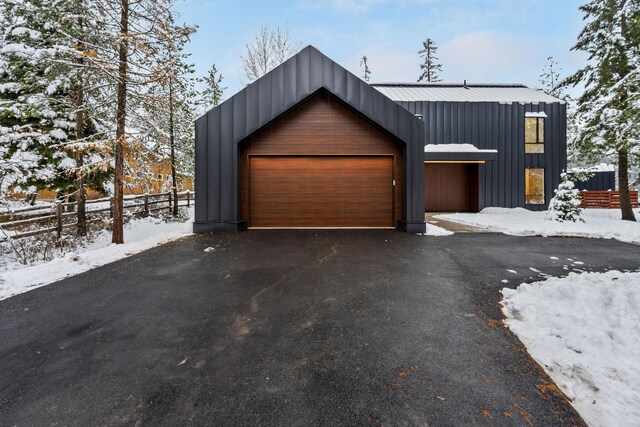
[525,168,545,204]
[525,116,544,153]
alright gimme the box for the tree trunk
[112,0,128,244]
[618,149,636,221]
[75,10,87,236]
[168,77,178,216]
[75,104,86,236]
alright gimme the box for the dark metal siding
[572,171,616,191]
[194,46,426,233]
[397,100,567,210]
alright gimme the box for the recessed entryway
[424,163,479,212]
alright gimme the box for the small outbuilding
[193,46,566,234]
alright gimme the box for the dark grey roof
[196,46,424,149]
[372,82,565,104]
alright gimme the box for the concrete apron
[425,212,487,233]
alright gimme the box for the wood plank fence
[0,191,194,242]
[580,190,638,209]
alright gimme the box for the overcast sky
[176,0,588,100]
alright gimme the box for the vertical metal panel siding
[258,73,271,128]
[207,108,221,221]
[220,101,234,220]
[573,172,616,191]
[270,65,284,115]
[411,100,565,210]
[194,117,208,222]
[296,49,310,99]
[194,46,425,231]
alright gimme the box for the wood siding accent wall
[424,163,479,212]
[239,93,404,225]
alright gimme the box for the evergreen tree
[537,56,587,170]
[0,0,112,229]
[85,0,194,243]
[136,11,197,216]
[538,56,565,99]
[547,172,584,222]
[417,38,442,83]
[56,0,114,234]
[0,0,75,199]
[360,55,371,82]
[561,0,639,221]
[199,63,225,111]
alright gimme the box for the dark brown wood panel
[425,163,479,212]
[239,92,404,225]
[250,156,393,227]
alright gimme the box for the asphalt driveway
[1,231,638,426]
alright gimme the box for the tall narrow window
[525,116,544,153]
[525,168,545,204]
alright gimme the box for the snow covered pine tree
[0,0,76,201]
[562,0,639,222]
[548,172,584,222]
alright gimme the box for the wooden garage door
[425,163,479,212]
[249,156,394,227]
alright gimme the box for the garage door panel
[250,156,393,227]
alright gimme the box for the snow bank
[0,210,194,301]
[437,208,640,245]
[423,223,454,236]
[501,271,640,427]
[424,143,497,153]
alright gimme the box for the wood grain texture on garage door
[425,164,479,212]
[249,156,393,227]
[239,92,404,224]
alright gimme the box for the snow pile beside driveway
[0,209,194,301]
[437,207,640,244]
[424,223,454,236]
[501,271,640,427]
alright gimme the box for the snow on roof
[424,143,498,153]
[570,163,616,173]
[372,83,565,104]
[525,111,548,118]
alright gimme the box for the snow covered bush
[547,172,584,222]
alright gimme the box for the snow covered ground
[501,271,640,427]
[0,209,194,301]
[423,222,454,236]
[437,208,640,245]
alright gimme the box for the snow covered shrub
[547,172,584,222]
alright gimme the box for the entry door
[249,155,394,227]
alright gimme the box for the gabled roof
[197,45,424,149]
[372,82,565,104]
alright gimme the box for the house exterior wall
[572,171,616,191]
[397,101,567,210]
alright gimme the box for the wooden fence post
[144,193,149,215]
[186,190,190,208]
[110,196,114,218]
[168,192,172,211]
[56,201,63,245]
